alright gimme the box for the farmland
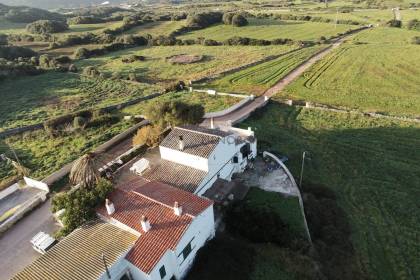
[0,72,161,130]
[240,102,420,280]
[280,27,420,117]
[77,44,297,84]
[179,18,355,41]
[201,45,324,95]
[126,20,186,36]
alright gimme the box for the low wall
[0,183,19,200]
[0,191,47,234]
[204,97,253,119]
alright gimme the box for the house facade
[144,125,257,195]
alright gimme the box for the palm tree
[69,152,99,189]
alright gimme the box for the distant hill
[0,3,65,23]
[0,0,133,10]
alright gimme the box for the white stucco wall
[159,146,208,172]
[126,205,215,280]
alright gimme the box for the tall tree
[69,152,99,188]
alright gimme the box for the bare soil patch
[166,54,204,64]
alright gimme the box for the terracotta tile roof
[97,182,212,274]
[12,221,137,280]
[160,125,232,158]
[142,159,207,193]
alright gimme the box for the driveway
[0,199,59,280]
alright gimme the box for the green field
[122,90,240,115]
[281,27,420,117]
[0,72,161,130]
[240,102,420,280]
[126,20,185,36]
[77,44,296,84]
[179,18,354,41]
[202,45,324,95]
[65,21,123,35]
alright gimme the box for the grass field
[122,91,240,115]
[281,27,420,117]
[0,72,161,130]
[77,44,297,84]
[179,18,354,41]
[65,21,123,35]
[126,20,185,36]
[202,45,324,95]
[240,102,420,280]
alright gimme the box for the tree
[145,100,204,128]
[231,15,248,27]
[407,19,420,30]
[222,12,234,25]
[132,125,162,147]
[26,20,69,34]
[69,152,99,188]
[73,47,90,59]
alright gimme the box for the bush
[231,14,248,27]
[73,47,91,59]
[386,19,401,28]
[82,66,100,77]
[26,20,69,34]
[73,116,87,129]
[51,179,113,237]
[122,55,145,63]
[86,114,120,128]
[412,36,420,45]
[0,46,37,60]
[186,12,223,29]
[67,16,104,25]
[407,19,420,31]
[127,72,138,82]
[132,125,162,147]
[222,12,235,25]
[68,64,78,72]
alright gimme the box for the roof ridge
[130,188,196,219]
[175,126,225,139]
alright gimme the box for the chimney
[105,199,115,215]
[174,201,183,216]
[140,215,151,232]
[210,117,214,129]
[178,136,185,151]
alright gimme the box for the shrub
[386,19,401,28]
[231,14,248,27]
[186,12,223,29]
[127,72,138,82]
[68,64,78,72]
[0,46,37,60]
[73,47,91,59]
[67,16,104,25]
[121,55,145,63]
[26,20,69,34]
[38,54,51,68]
[411,36,420,45]
[132,125,162,147]
[51,179,113,237]
[407,19,420,31]
[73,116,87,129]
[82,66,100,77]
[86,114,120,128]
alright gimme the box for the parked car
[30,232,57,254]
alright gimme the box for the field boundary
[0,92,163,138]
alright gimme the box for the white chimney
[178,136,185,151]
[105,199,115,215]
[174,201,183,216]
[140,215,151,232]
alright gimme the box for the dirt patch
[166,54,204,64]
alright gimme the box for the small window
[182,243,192,260]
[159,265,166,279]
[232,156,238,163]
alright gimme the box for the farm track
[202,28,368,127]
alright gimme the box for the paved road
[202,33,358,128]
[0,199,59,280]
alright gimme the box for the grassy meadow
[280,27,420,117]
[126,20,186,36]
[201,45,324,95]
[77,44,297,84]
[0,72,161,130]
[179,18,355,41]
[240,102,420,280]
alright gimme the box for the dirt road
[202,31,362,128]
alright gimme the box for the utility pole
[299,151,309,188]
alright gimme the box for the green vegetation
[281,27,420,117]
[0,72,160,130]
[126,20,186,36]
[26,20,68,34]
[244,188,306,237]
[203,45,324,95]
[240,102,420,280]
[180,18,354,41]
[77,44,296,84]
[122,91,239,115]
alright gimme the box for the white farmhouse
[13,180,215,280]
[142,125,257,195]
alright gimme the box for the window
[159,265,166,279]
[181,243,192,260]
[232,156,238,163]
